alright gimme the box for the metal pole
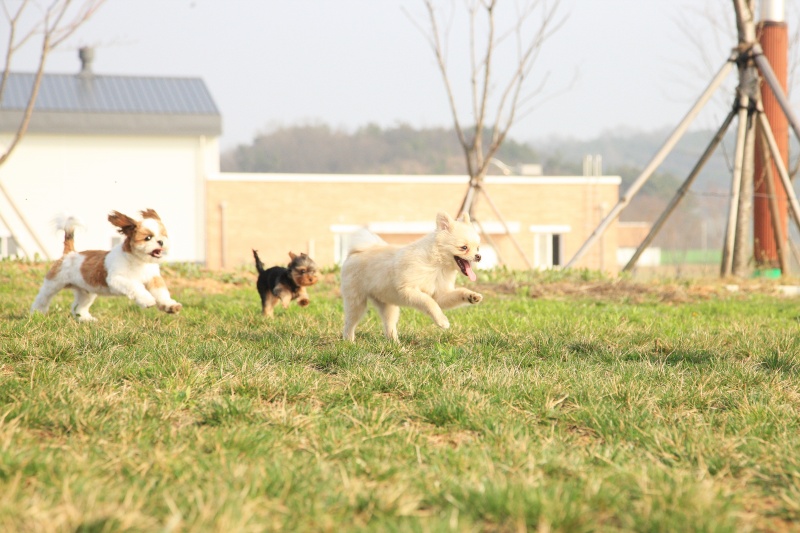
[759,131,789,273]
[721,97,750,276]
[752,44,800,142]
[752,11,788,268]
[733,101,756,275]
[728,0,758,275]
[565,52,737,269]
[623,107,737,272]
[757,110,800,232]
[789,239,800,268]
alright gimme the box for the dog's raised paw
[298,298,310,307]
[159,302,182,314]
[467,292,483,304]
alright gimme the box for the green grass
[2,260,800,531]
[660,249,723,265]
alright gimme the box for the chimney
[78,46,94,78]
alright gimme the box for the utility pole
[753,0,789,275]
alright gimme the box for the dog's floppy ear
[436,212,454,232]
[108,211,138,237]
[458,212,471,223]
[140,209,161,221]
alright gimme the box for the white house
[0,48,220,262]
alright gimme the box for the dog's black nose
[475,254,481,262]
[158,240,164,246]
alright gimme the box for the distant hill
[221,123,540,176]
[221,123,741,191]
[539,127,742,187]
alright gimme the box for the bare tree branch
[489,1,563,157]
[0,0,106,167]
[410,0,564,197]
[0,1,36,105]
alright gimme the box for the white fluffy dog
[341,212,483,341]
[31,209,182,321]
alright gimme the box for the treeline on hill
[221,123,545,176]
[220,123,713,191]
[221,123,745,250]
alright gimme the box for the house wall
[206,173,621,273]
[0,133,219,262]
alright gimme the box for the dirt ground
[478,276,800,304]
[23,259,792,305]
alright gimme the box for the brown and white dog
[31,209,182,321]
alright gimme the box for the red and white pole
[754,0,789,270]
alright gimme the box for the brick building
[207,173,622,273]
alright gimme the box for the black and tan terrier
[253,249,319,317]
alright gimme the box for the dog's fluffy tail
[54,214,82,256]
[345,228,386,256]
[253,249,266,274]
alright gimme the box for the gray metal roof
[0,72,222,136]
[1,72,219,114]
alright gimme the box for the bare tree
[0,0,105,257]
[408,0,564,267]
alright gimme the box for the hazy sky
[8,0,783,150]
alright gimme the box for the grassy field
[2,260,800,532]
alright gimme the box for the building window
[533,233,563,268]
[529,225,571,270]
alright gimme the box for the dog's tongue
[464,263,478,281]
[463,259,477,281]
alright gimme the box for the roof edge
[0,110,222,136]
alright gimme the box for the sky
[5,0,788,150]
